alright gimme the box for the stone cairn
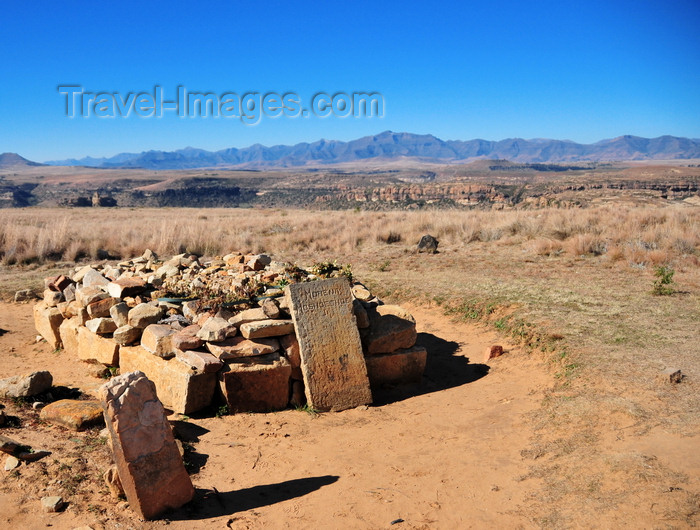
[33,250,427,415]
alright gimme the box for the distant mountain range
[28,132,700,169]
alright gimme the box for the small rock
[41,495,65,513]
[417,234,439,254]
[4,455,20,471]
[658,368,683,384]
[197,317,237,342]
[110,302,130,328]
[14,289,36,302]
[128,303,164,329]
[113,325,142,346]
[483,345,504,362]
[104,465,125,498]
[85,317,117,335]
[0,371,53,398]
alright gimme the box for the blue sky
[1,0,699,161]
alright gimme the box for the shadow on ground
[167,475,340,520]
[372,331,489,406]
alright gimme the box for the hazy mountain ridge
[39,132,700,169]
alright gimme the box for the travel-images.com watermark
[58,85,384,124]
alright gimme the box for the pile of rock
[32,250,426,414]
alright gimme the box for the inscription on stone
[286,278,372,411]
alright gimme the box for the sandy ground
[0,300,554,529]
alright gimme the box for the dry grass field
[1,204,699,528]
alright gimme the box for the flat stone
[141,324,176,358]
[39,399,104,431]
[351,283,373,302]
[77,327,120,366]
[239,319,294,339]
[219,354,291,412]
[58,317,81,357]
[206,336,279,360]
[110,302,130,328]
[113,325,142,346]
[99,372,194,520]
[107,277,146,299]
[128,303,164,329]
[365,346,427,387]
[363,305,417,354]
[175,350,223,373]
[197,317,237,342]
[87,297,119,319]
[41,496,64,513]
[119,346,216,414]
[286,278,372,411]
[75,286,109,307]
[85,317,117,335]
[72,265,94,283]
[0,371,53,398]
[229,308,268,327]
[33,302,64,350]
[82,268,110,288]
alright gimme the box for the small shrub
[652,265,675,295]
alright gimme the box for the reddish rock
[99,371,194,520]
[219,354,291,412]
[483,345,504,362]
[107,277,146,299]
[87,297,120,318]
[365,346,427,387]
[49,275,73,293]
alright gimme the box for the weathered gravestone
[99,371,194,520]
[286,278,372,411]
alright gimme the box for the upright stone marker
[99,371,194,520]
[286,278,372,411]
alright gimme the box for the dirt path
[0,301,552,529]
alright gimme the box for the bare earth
[0,300,553,529]
[1,297,697,529]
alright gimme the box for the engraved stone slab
[286,278,371,411]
